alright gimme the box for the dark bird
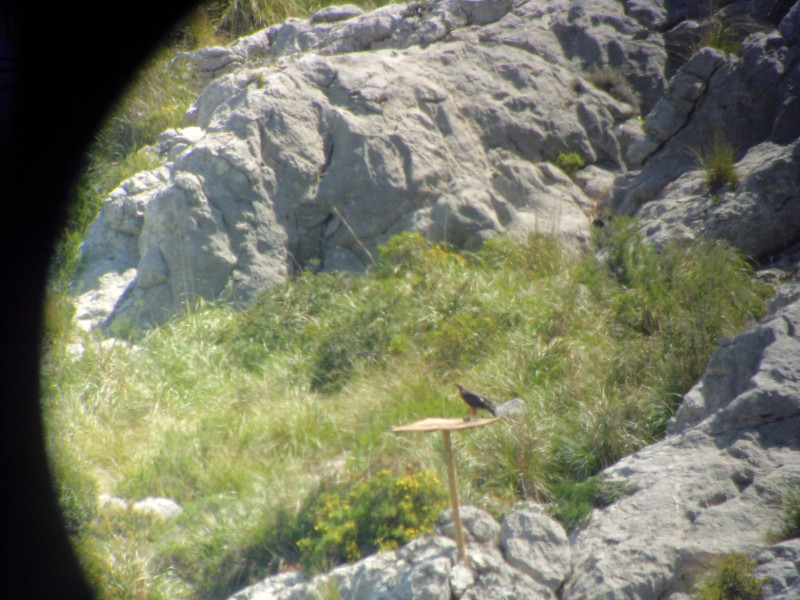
[455,383,497,421]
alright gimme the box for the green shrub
[694,554,763,600]
[556,152,585,179]
[296,470,447,571]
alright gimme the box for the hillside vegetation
[42,223,772,600]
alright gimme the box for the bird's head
[455,383,464,391]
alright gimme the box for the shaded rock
[612,30,793,216]
[500,504,571,592]
[756,539,800,600]
[750,0,797,24]
[780,1,800,43]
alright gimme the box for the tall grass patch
[43,223,771,599]
[697,135,739,193]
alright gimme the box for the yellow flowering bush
[297,470,446,571]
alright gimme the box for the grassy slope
[42,225,772,600]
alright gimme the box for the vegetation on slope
[42,221,772,600]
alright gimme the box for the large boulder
[500,505,571,592]
[634,138,800,261]
[562,284,800,600]
[72,0,666,334]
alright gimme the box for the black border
[0,2,196,597]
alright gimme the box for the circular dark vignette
[0,1,198,598]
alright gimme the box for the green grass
[698,135,739,193]
[42,221,772,599]
[698,19,743,56]
[767,483,800,543]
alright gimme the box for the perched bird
[455,383,497,421]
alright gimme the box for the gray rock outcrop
[635,138,800,262]
[229,505,569,600]
[608,1,800,261]
[72,0,666,333]
[500,504,571,592]
[562,284,800,600]
[756,539,800,600]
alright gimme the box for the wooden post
[391,416,499,566]
[442,429,467,563]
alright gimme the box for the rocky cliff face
[70,0,800,597]
[73,0,668,333]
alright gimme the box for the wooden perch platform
[391,417,500,434]
[391,416,500,564]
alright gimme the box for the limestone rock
[230,536,458,600]
[756,539,800,600]
[436,505,500,546]
[449,562,475,598]
[562,285,800,600]
[310,5,365,25]
[668,283,800,437]
[500,504,571,592]
[611,30,794,216]
[635,138,800,261]
[780,1,800,43]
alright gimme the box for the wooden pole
[442,429,467,563]
[392,417,498,564]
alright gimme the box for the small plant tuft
[694,554,763,600]
[556,152,585,179]
[586,66,639,111]
[697,135,738,193]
